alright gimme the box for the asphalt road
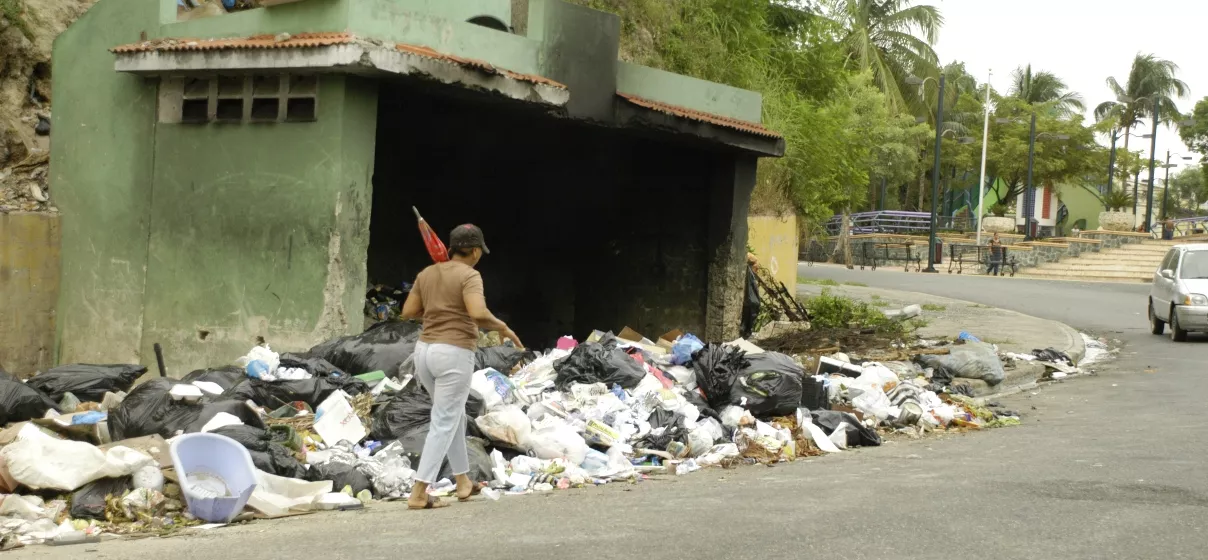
[12,267,1208,560]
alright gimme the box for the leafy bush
[806,289,900,334]
[989,202,1011,217]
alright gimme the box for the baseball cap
[449,224,490,255]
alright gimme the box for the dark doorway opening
[367,80,720,348]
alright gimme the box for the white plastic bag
[720,405,754,430]
[474,405,532,447]
[686,418,724,457]
[247,470,332,517]
[469,369,513,411]
[1,437,154,491]
[664,366,697,388]
[235,345,280,380]
[527,424,588,465]
[313,390,367,446]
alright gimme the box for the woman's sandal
[457,483,483,502]
[408,495,448,510]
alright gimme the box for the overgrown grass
[921,303,946,312]
[799,277,840,286]
[805,289,914,337]
[0,0,32,40]
[845,281,868,287]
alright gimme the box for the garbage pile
[0,321,1023,548]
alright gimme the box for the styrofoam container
[169,433,257,523]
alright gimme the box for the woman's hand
[502,328,524,350]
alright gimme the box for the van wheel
[1149,300,1166,335]
[1170,306,1189,342]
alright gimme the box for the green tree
[1179,97,1208,173]
[1009,64,1086,118]
[1169,166,1207,216]
[983,97,1101,207]
[822,0,943,112]
[1094,53,1189,178]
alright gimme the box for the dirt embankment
[0,0,97,213]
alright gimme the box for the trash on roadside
[25,364,147,403]
[916,342,1006,385]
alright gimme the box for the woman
[401,224,522,510]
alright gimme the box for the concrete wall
[1062,184,1104,232]
[52,0,160,365]
[140,76,377,374]
[747,215,797,288]
[0,213,60,376]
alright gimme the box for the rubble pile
[0,319,1040,548]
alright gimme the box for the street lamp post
[1144,97,1160,233]
[1106,128,1120,193]
[1161,151,1194,221]
[908,74,946,273]
[1024,112,1038,240]
[975,69,992,246]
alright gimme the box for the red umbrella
[413,206,448,263]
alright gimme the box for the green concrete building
[51,0,784,374]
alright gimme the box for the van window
[1160,249,1178,272]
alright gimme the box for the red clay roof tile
[617,92,781,139]
[111,32,354,53]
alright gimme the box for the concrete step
[1035,262,1156,273]
[1108,245,1172,252]
[1015,272,1153,283]
[1017,268,1152,280]
[1073,253,1165,262]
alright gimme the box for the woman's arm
[463,274,523,348]
[401,288,423,320]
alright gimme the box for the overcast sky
[933,0,1204,173]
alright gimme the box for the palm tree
[824,0,944,112]
[1009,64,1085,118]
[1094,53,1190,173]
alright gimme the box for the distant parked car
[1149,244,1208,341]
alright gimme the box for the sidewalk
[796,282,1087,397]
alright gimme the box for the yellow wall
[747,214,798,288]
[0,213,61,376]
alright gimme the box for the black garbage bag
[109,378,265,440]
[553,337,646,391]
[222,375,368,409]
[680,389,721,422]
[369,382,484,441]
[1032,347,1073,365]
[181,366,246,392]
[731,371,803,419]
[307,320,422,375]
[731,352,804,419]
[26,364,146,402]
[0,379,59,424]
[279,353,346,377]
[690,344,749,409]
[647,408,681,430]
[475,346,530,373]
[70,477,133,520]
[440,436,493,484]
[810,410,881,447]
[210,425,307,479]
[305,462,371,495]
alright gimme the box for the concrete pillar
[705,156,757,342]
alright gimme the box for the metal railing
[1167,216,1208,237]
[825,211,971,236]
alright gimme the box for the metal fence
[1168,216,1208,237]
[825,211,971,236]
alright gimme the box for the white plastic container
[169,433,257,523]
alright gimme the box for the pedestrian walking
[401,224,522,510]
[987,233,1004,276]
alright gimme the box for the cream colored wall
[747,215,798,288]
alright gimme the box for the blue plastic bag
[958,331,982,343]
[671,334,704,366]
[71,411,108,425]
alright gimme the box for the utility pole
[924,74,946,273]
